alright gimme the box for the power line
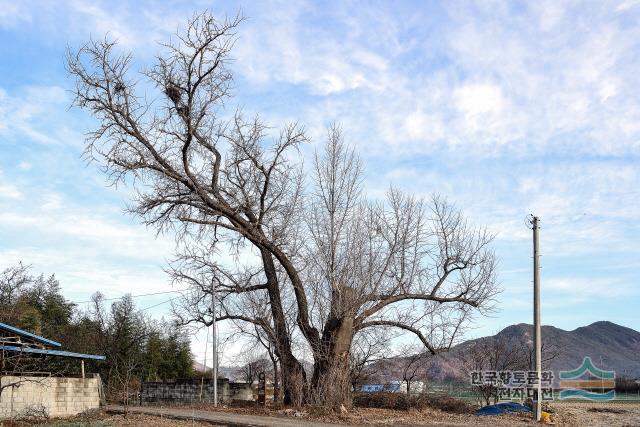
[140,297,178,312]
[71,289,185,304]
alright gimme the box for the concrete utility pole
[531,215,542,421]
[212,280,218,407]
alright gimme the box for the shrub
[424,394,473,414]
[353,392,472,413]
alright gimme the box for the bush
[424,394,473,414]
[354,392,418,410]
[353,392,472,413]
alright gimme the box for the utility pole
[531,215,542,422]
[212,280,218,407]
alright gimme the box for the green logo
[558,357,615,401]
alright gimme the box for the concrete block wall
[141,379,253,405]
[0,376,100,419]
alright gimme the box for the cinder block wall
[141,379,253,405]
[0,376,100,419]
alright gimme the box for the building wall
[140,379,253,405]
[0,376,101,419]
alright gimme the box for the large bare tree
[68,12,498,407]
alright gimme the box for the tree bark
[311,314,354,408]
[260,249,306,406]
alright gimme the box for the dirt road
[107,405,363,427]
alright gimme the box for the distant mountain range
[373,321,640,384]
[199,321,640,385]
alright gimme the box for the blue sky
[1,0,640,362]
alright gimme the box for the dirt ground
[2,412,224,427]
[3,401,640,426]
[181,400,640,426]
[549,401,640,427]
[299,403,640,426]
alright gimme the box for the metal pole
[532,216,542,421]
[200,327,209,402]
[212,280,218,407]
[81,360,85,379]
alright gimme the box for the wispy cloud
[0,183,21,199]
[0,86,78,146]
[0,0,639,336]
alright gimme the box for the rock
[278,408,307,418]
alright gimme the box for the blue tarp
[474,402,531,416]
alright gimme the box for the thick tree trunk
[271,358,280,403]
[261,249,307,406]
[310,315,354,408]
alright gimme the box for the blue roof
[0,345,106,360]
[0,322,62,348]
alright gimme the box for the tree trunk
[310,315,354,408]
[261,249,306,406]
[272,358,280,403]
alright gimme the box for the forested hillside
[0,262,194,400]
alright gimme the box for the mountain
[493,321,640,378]
[369,321,640,384]
[192,361,238,380]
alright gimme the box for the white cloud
[0,85,74,146]
[0,210,173,260]
[616,0,640,12]
[403,111,445,141]
[0,169,21,199]
[1,0,639,344]
[0,183,21,199]
[41,193,63,210]
[544,277,635,299]
[0,247,171,300]
[18,161,32,171]
[454,83,505,117]
[0,1,31,29]
[234,2,394,96]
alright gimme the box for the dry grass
[5,401,639,426]
[550,401,640,427]
[2,411,224,427]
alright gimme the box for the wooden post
[257,372,266,405]
[81,360,85,379]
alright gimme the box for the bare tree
[112,353,141,416]
[68,12,498,408]
[0,263,32,324]
[349,330,389,392]
[0,265,60,402]
[460,335,530,405]
[237,347,270,384]
[302,129,497,407]
[397,345,429,395]
[525,340,560,372]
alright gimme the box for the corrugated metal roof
[0,345,105,360]
[0,322,62,348]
